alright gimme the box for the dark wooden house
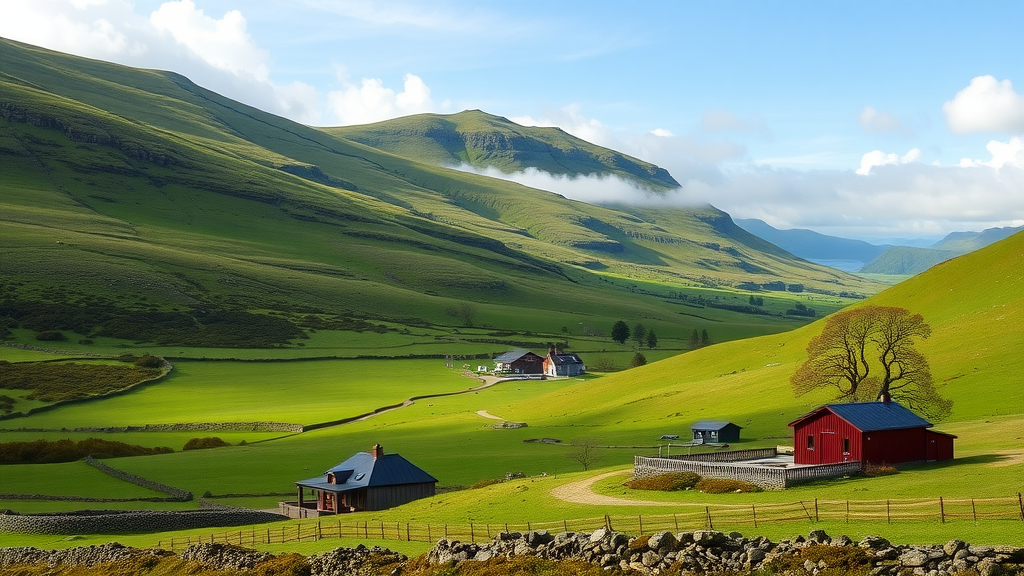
[788,401,955,467]
[294,444,437,513]
[691,421,742,443]
[543,347,586,377]
[494,350,544,374]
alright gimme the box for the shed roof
[296,452,437,494]
[788,401,932,432]
[550,353,583,365]
[691,420,741,431]
[494,349,541,363]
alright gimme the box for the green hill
[324,110,680,190]
[861,225,1023,275]
[0,37,876,355]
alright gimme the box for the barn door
[819,431,840,464]
[927,437,938,461]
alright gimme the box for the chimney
[548,346,556,357]
[371,443,384,458]
[879,391,891,405]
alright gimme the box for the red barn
[788,401,955,467]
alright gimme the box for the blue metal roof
[691,420,741,431]
[551,353,583,365]
[790,401,933,432]
[296,452,437,493]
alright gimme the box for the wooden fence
[158,494,1024,552]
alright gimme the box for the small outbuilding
[788,400,955,467]
[691,421,742,443]
[543,347,586,377]
[493,349,544,374]
[293,444,437,514]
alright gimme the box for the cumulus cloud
[959,137,1024,168]
[0,0,321,123]
[856,148,921,175]
[943,76,1024,134]
[150,0,268,81]
[859,106,914,136]
[327,73,446,125]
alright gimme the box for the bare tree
[568,438,602,471]
[791,306,951,420]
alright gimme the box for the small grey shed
[690,421,742,443]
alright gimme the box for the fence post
[605,514,612,531]
[799,501,812,521]
[940,497,945,524]
[846,500,850,524]
[705,507,713,530]
[814,499,819,522]
[564,519,568,533]
[397,522,401,540]
[674,514,679,531]
[752,504,758,528]
[364,521,368,539]
[487,524,491,539]
[380,521,385,539]
[638,515,643,534]
[1017,493,1023,521]
[972,499,977,523]
[470,523,474,542]
[886,500,891,524]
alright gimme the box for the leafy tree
[445,303,477,327]
[632,323,647,348]
[630,352,647,368]
[646,329,658,349]
[611,320,630,345]
[700,329,711,347]
[568,438,602,471]
[689,329,700,349]
[791,306,951,420]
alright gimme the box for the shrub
[183,437,230,451]
[695,477,760,493]
[864,462,898,476]
[469,477,504,490]
[134,354,164,368]
[0,438,173,464]
[628,535,651,550]
[624,472,701,491]
[764,544,874,576]
[35,330,67,341]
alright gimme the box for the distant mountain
[734,219,890,268]
[932,226,1023,252]
[324,110,680,191]
[861,225,1023,275]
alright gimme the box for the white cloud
[943,76,1024,134]
[959,137,1024,169]
[856,148,921,175]
[326,73,446,126]
[512,104,614,148]
[650,128,674,138]
[859,106,914,136]
[454,165,674,207]
[150,0,269,81]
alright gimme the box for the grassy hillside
[859,246,962,274]
[0,37,876,365]
[324,110,680,190]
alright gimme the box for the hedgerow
[0,360,162,402]
[0,438,173,464]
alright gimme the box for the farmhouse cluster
[638,400,955,490]
[493,347,586,377]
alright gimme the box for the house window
[843,438,850,453]
[806,435,814,450]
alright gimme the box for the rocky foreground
[1,529,1022,575]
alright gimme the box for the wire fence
[158,494,1024,552]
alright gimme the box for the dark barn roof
[494,349,540,363]
[789,401,932,432]
[691,420,741,431]
[550,352,583,365]
[296,452,437,494]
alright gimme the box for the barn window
[806,435,814,450]
[843,438,850,453]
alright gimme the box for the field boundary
[157,494,1024,551]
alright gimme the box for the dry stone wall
[0,508,286,535]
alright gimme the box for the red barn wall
[861,427,928,465]
[925,431,955,461]
[793,412,862,465]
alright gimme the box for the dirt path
[476,410,504,420]
[549,470,679,507]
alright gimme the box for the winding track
[549,470,680,507]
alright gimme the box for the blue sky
[3,0,1023,242]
